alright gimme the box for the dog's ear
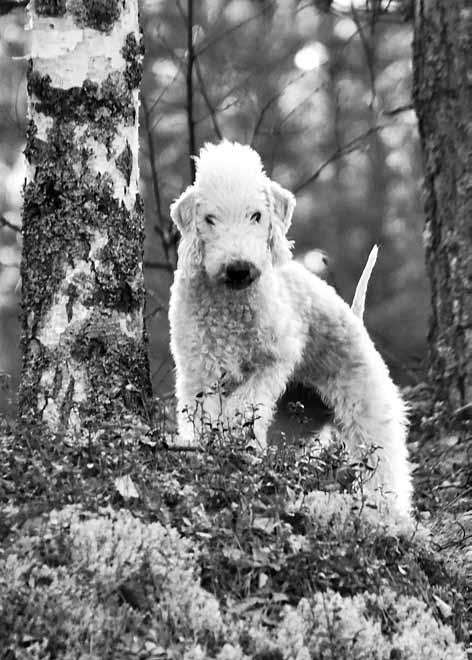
[170,185,196,234]
[270,181,296,233]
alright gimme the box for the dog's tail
[351,245,378,320]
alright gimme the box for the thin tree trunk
[19,0,152,443]
[186,0,196,180]
[412,0,472,419]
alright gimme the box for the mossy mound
[0,409,470,658]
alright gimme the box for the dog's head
[170,141,295,288]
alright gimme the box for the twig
[144,303,166,321]
[293,124,387,194]
[351,3,377,109]
[156,443,202,452]
[195,96,241,126]
[142,98,178,268]
[452,402,472,418]
[331,1,406,22]
[0,215,20,232]
[250,70,308,145]
[382,103,414,116]
[195,3,275,57]
[144,260,174,272]
[194,57,222,140]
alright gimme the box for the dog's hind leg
[298,306,412,518]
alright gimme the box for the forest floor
[0,383,470,659]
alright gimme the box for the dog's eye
[205,215,215,226]
[250,212,261,223]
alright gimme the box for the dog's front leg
[221,361,294,451]
[174,382,225,447]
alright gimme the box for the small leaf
[228,596,265,615]
[258,572,269,589]
[271,592,289,603]
[222,547,244,563]
[253,516,277,534]
[433,594,452,619]
[139,435,157,448]
[115,475,139,500]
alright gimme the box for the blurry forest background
[0,0,426,415]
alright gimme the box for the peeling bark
[412,0,472,419]
[19,0,151,443]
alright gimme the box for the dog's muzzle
[223,260,261,290]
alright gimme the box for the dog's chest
[188,291,280,378]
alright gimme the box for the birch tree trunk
[19,0,152,443]
[412,0,472,420]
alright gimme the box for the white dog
[169,141,412,517]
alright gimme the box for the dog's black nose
[224,260,260,289]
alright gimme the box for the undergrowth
[0,390,470,659]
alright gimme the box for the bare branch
[330,1,410,23]
[275,83,324,133]
[0,215,21,232]
[195,2,275,57]
[142,98,177,270]
[147,70,180,118]
[151,353,172,379]
[293,124,387,194]
[142,99,166,239]
[195,46,301,127]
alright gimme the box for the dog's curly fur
[169,140,412,517]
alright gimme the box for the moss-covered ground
[0,384,470,659]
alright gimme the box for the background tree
[413,0,472,423]
[18,0,151,442]
[138,0,426,400]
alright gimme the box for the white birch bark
[20,0,151,442]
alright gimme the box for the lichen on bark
[34,0,67,16]
[20,0,151,444]
[27,67,135,152]
[116,141,133,187]
[70,0,121,33]
[122,32,145,89]
[22,119,144,319]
